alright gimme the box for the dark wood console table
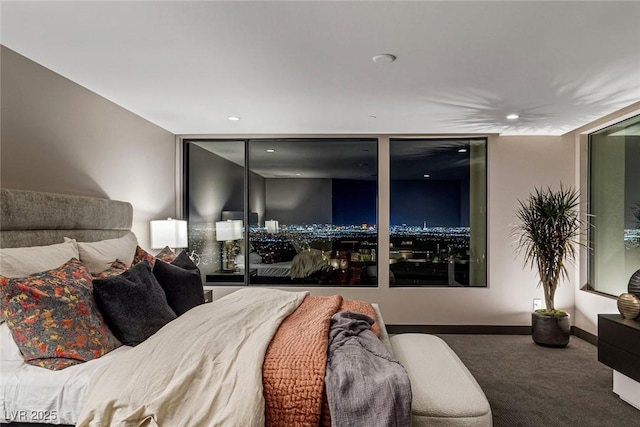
[598,314,640,410]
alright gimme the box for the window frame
[388,137,488,288]
[183,137,380,287]
[181,135,489,288]
[586,114,640,297]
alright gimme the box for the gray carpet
[438,334,640,427]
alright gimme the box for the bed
[250,260,292,278]
[0,188,411,426]
[244,250,337,285]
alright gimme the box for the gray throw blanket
[325,311,412,427]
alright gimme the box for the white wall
[0,46,176,249]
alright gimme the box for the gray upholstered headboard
[0,188,133,248]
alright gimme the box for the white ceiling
[2,0,639,136]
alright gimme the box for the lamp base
[222,240,236,272]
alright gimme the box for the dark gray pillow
[152,251,205,316]
[92,261,177,346]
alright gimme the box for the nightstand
[598,314,640,410]
[206,269,257,283]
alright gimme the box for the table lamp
[265,219,279,233]
[216,219,243,271]
[150,218,188,251]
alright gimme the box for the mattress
[0,323,131,425]
[250,261,292,277]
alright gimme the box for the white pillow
[0,240,79,278]
[0,322,23,362]
[69,232,138,274]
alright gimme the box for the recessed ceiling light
[458,148,468,153]
[295,173,301,176]
[368,115,377,119]
[506,113,519,120]
[228,116,240,121]
[372,53,396,64]
[266,149,275,153]
[423,174,431,178]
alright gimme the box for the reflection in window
[185,140,247,282]
[247,139,378,286]
[185,138,378,286]
[588,114,640,296]
[389,138,487,287]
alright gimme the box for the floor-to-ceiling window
[389,138,487,287]
[588,114,640,296]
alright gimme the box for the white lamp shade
[265,220,279,233]
[216,220,243,241]
[150,218,188,249]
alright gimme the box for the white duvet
[77,288,307,427]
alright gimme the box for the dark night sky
[391,180,466,227]
[331,179,468,227]
[332,179,376,226]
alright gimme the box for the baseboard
[573,326,598,346]
[386,324,532,335]
[386,324,599,345]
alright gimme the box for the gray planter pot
[531,312,571,348]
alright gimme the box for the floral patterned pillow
[131,245,177,268]
[131,245,157,268]
[155,246,178,263]
[0,258,121,370]
[92,260,129,279]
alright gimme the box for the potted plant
[513,185,583,347]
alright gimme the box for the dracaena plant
[513,185,583,313]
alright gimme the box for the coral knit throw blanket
[262,295,380,427]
